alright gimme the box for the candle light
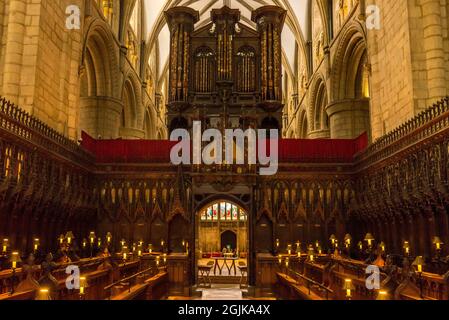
[79,277,86,295]
[403,241,410,255]
[106,232,112,244]
[2,238,9,253]
[82,238,87,248]
[278,255,282,265]
[34,238,40,251]
[58,234,65,244]
[163,253,167,264]
[364,233,375,247]
[344,279,354,299]
[285,257,289,268]
[89,231,96,244]
[65,231,74,245]
[287,244,292,255]
[156,256,160,266]
[11,251,20,269]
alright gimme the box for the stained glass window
[200,201,247,222]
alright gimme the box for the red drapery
[81,131,368,164]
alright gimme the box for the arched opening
[79,26,121,139]
[310,78,330,138]
[328,28,371,139]
[196,200,248,282]
[168,214,190,253]
[298,110,309,139]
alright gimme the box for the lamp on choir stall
[36,288,51,300]
[329,234,337,248]
[33,238,40,252]
[2,238,9,253]
[277,254,282,265]
[403,241,410,256]
[156,255,160,267]
[344,234,352,249]
[379,242,386,253]
[10,251,21,270]
[89,232,96,245]
[79,277,87,296]
[412,256,425,299]
[317,246,322,255]
[9,251,21,295]
[315,241,320,249]
[106,232,112,245]
[161,239,165,252]
[275,239,280,251]
[97,237,102,248]
[82,238,87,249]
[364,233,375,248]
[139,239,144,247]
[148,244,153,254]
[357,241,363,251]
[376,290,389,301]
[65,231,74,245]
[122,246,129,262]
[182,239,186,248]
[137,244,142,257]
[58,234,65,245]
[88,232,96,258]
[343,279,355,300]
[132,243,136,253]
[433,237,443,256]
[308,246,315,263]
[287,244,292,255]
[285,257,289,268]
[121,239,126,248]
[163,253,167,264]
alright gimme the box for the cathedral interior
[2,0,449,303]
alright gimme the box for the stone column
[79,96,123,139]
[326,99,370,139]
[2,0,27,103]
[420,0,446,103]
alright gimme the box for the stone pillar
[80,96,123,139]
[420,0,446,103]
[2,0,27,103]
[252,6,286,105]
[326,99,370,139]
[164,7,199,105]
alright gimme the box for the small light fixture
[285,257,289,268]
[148,244,153,254]
[275,239,280,249]
[161,239,165,248]
[278,255,282,265]
[343,279,355,299]
[121,239,126,247]
[36,288,51,300]
[308,246,315,262]
[329,234,337,246]
[357,241,363,250]
[377,290,389,300]
[433,236,443,251]
[344,234,352,248]
[139,239,144,247]
[379,242,386,253]
[33,238,40,251]
[156,255,160,266]
[79,277,87,295]
[58,234,65,244]
[89,232,96,245]
[10,251,21,269]
[106,232,112,244]
[65,231,74,245]
[137,244,142,257]
[163,253,167,264]
[412,256,425,274]
[364,233,375,247]
[82,238,87,248]
[2,238,9,253]
[315,241,320,249]
[97,237,102,248]
[317,246,322,255]
[403,241,410,255]
[122,246,129,261]
[287,244,292,255]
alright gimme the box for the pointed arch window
[200,201,247,222]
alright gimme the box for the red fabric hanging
[81,131,368,164]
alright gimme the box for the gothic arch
[297,109,309,139]
[122,70,143,128]
[309,75,329,132]
[331,23,369,101]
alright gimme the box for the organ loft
[1,0,449,303]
